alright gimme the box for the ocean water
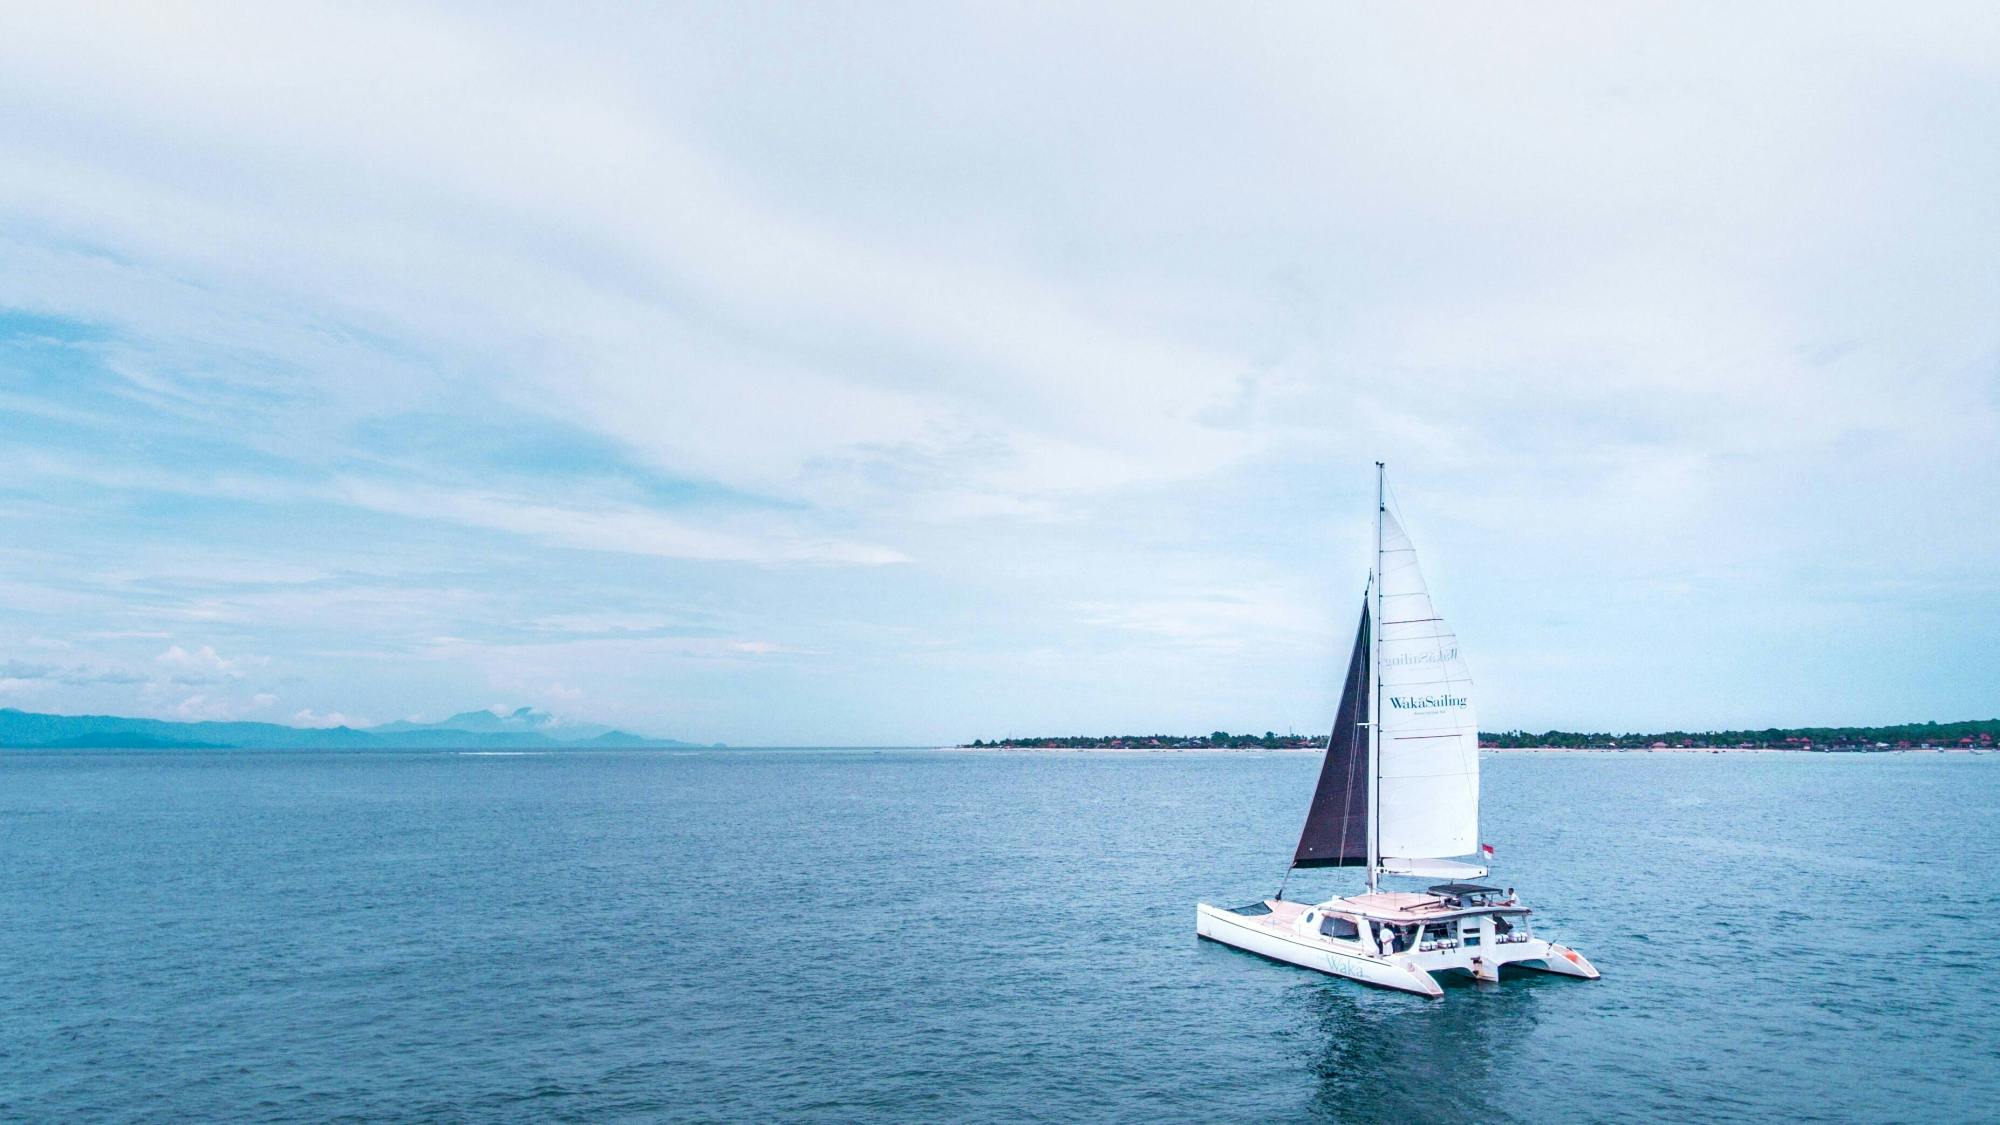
[2,748,1995,1122]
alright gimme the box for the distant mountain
[584,730,660,746]
[367,706,620,742]
[35,731,229,749]
[0,708,379,750]
[0,708,702,750]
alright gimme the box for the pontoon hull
[1515,942,1599,979]
[1196,902,1443,997]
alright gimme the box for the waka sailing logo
[1388,693,1469,710]
[1382,646,1459,667]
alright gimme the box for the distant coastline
[0,707,714,751]
[961,719,2000,754]
[955,744,1989,755]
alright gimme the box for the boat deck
[1241,892,1530,924]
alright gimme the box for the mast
[1367,461,1384,893]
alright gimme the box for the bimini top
[1324,891,1526,921]
[1428,882,1502,897]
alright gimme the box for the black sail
[1292,603,1370,868]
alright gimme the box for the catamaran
[1196,463,1599,997]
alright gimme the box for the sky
[0,2,1995,744]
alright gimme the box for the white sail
[1375,508,1480,863]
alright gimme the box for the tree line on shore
[1481,718,1999,749]
[968,718,2000,751]
[968,731,1321,750]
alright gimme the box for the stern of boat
[1423,937,1600,983]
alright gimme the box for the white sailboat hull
[1196,898,1599,999]
[1197,902,1443,996]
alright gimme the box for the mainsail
[1374,509,1480,864]
[1292,604,1370,867]
[1290,492,1482,879]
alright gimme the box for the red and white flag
[1480,843,1495,859]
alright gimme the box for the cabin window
[1318,915,1359,940]
[1416,922,1464,952]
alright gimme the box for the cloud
[524,613,712,638]
[0,3,1256,519]
[0,4,1994,740]
[155,644,244,682]
[1,452,908,568]
[0,658,149,686]
[334,479,910,567]
[291,708,360,728]
[1077,589,1323,654]
[172,693,236,721]
[724,641,820,657]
